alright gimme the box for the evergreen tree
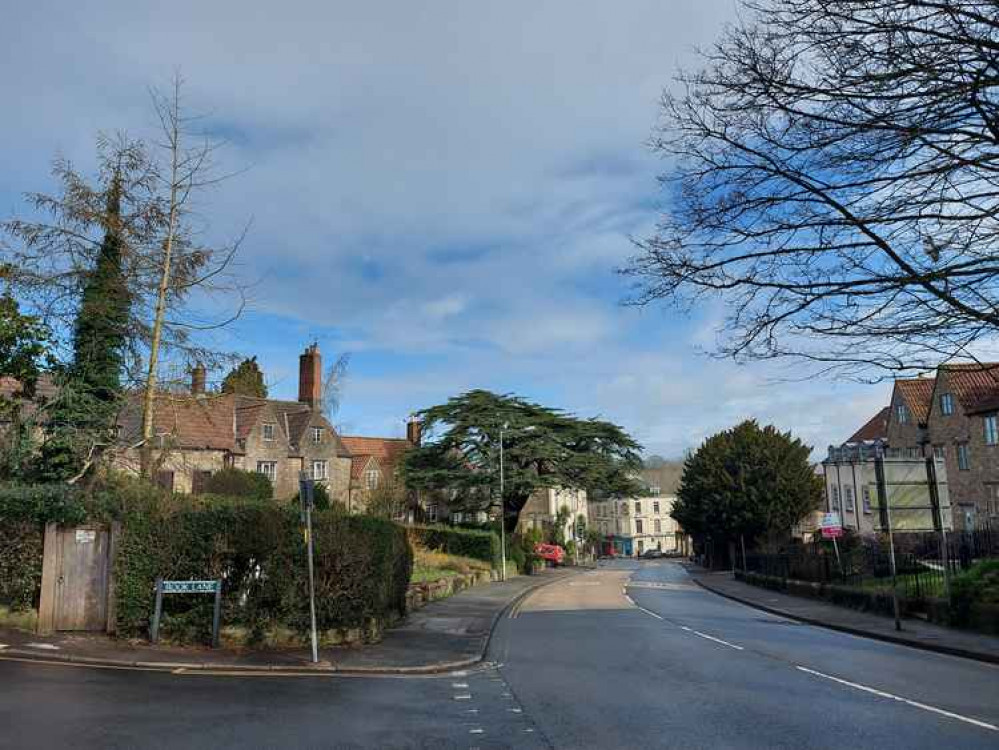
[402,390,642,532]
[672,420,821,565]
[221,356,267,397]
[38,177,130,481]
[0,293,49,479]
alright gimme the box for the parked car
[534,543,565,566]
[641,549,664,559]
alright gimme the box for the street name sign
[150,577,223,647]
[162,580,219,594]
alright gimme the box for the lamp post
[499,426,507,581]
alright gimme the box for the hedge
[0,484,90,611]
[113,497,412,643]
[407,524,500,568]
[0,481,413,644]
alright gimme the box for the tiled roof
[340,436,412,468]
[0,374,58,420]
[120,392,238,451]
[895,377,935,423]
[939,363,999,414]
[350,454,376,481]
[847,406,889,443]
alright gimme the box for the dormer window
[365,469,380,490]
[312,426,323,445]
[896,403,908,424]
[940,393,954,416]
[262,423,275,441]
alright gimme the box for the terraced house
[831,364,999,531]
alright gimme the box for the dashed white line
[453,694,472,701]
[637,607,663,621]
[469,728,484,735]
[692,630,744,650]
[452,682,468,688]
[795,666,997,732]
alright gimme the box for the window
[941,393,954,416]
[192,470,212,495]
[845,486,855,512]
[312,460,328,481]
[156,470,175,492]
[615,519,621,533]
[635,501,642,515]
[262,423,275,441]
[653,501,660,514]
[427,503,438,523]
[831,486,841,511]
[862,486,872,515]
[985,415,999,446]
[636,519,644,534]
[312,426,323,445]
[957,443,970,471]
[654,519,662,533]
[907,447,921,459]
[620,501,628,515]
[896,403,908,424]
[257,461,277,482]
[986,485,999,517]
[933,445,945,459]
[365,469,379,490]
[649,484,661,497]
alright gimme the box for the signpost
[820,512,844,574]
[299,472,320,664]
[150,578,222,647]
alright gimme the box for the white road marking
[465,709,479,714]
[0,644,7,650]
[795,666,998,732]
[469,728,484,735]
[637,607,663,620]
[452,682,468,688]
[454,694,472,700]
[679,626,692,632]
[25,643,60,651]
[523,728,535,733]
[692,630,744,651]
[508,708,523,713]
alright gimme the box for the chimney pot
[406,416,422,446]
[191,363,207,396]
[299,343,322,409]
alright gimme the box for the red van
[534,543,565,566]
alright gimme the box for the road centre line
[693,630,744,650]
[795,666,998,732]
[637,607,663,621]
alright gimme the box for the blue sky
[0,0,890,455]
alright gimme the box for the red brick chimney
[406,416,422,446]
[191,363,207,396]
[298,343,322,409]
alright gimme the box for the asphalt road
[2,560,998,749]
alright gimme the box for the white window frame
[985,415,999,446]
[262,423,275,441]
[653,501,660,514]
[365,468,379,490]
[831,486,841,511]
[312,460,328,481]
[636,519,643,535]
[845,486,855,512]
[654,519,661,533]
[896,403,908,424]
[312,426,323,445]
[635,500,642,515]
[256,461,277,482]
[862,486,872,515]
[957,443,970,471]
[941,393,954,416]
[427,503,438,523]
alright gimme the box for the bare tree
[139,76,249,470]
[321,351,351,428]
[624,0,999,378]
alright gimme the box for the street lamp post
[499,426,507,581]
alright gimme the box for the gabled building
[115,344,353,501]
[340,420,420,513]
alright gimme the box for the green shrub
[406,525,500,568]
[114,496,412,644]
[203,468,273,502]
[950,559,999,626]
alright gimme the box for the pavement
[3,560,999,748]
[687,566,999,664]
[0,568,578,674]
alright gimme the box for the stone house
[515,487,588,542]
[589,465,689,556]
[340,420,420,514]
[115,345,353,501]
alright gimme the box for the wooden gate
[38,524,117,633]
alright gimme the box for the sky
[0,0,891,456]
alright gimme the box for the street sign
[162,580,219,594]
[821,525,844,539]
[150,578,223,647]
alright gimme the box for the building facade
[590,492,685,556]
[515,487,588,542]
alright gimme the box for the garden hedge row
[407,524,500,567]
[0,482,413,645]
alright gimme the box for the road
[2,560,998,749]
